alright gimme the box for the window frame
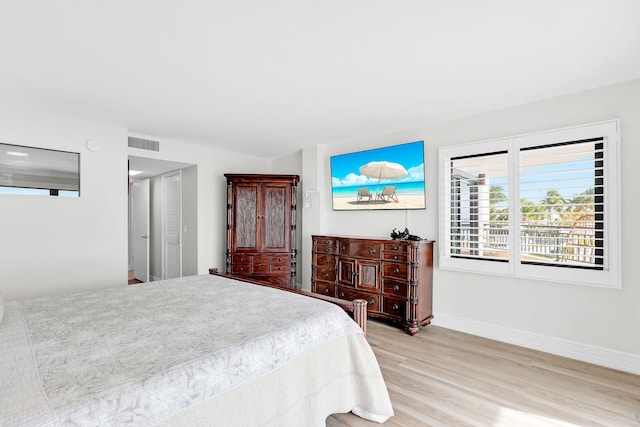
[439,121,621,288]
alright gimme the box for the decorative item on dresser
[225,174,299,289]
[312,234,434,335]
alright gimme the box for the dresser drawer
[383,251,408,263]
[336,286,380,312]
[271,255,290,266]
[231,264,251,274]
[232,254,252,266]
[313,267,336,283]
[384,242,407,252]
[253,255,271,273]
[338,240,382,259]
[383,279,408,297]
[313,253,337,268]
[313,281,335,297]
[271,263,290,274]
[314,238,338,254]
[382,262,408,280]
[383,296,407,318]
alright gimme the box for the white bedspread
[0,275,367,426]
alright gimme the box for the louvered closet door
[163,173,181,279]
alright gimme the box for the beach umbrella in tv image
[359,161,408,196]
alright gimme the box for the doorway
[128,156,197,283]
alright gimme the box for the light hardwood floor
[327,320,640,427]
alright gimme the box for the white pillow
[0,288,4,323]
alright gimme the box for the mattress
[0,274,393,426]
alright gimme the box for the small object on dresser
[390,227,422,241]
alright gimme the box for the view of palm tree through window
[450,139,603,269]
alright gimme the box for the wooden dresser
[311,235,433,335]
[225,174,299,289]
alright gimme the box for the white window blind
[518,139,604,270]
[448,151,509,262]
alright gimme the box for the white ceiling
[1,1,639,160]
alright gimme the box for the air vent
[128,136,160,152]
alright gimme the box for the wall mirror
[0,143,80,197]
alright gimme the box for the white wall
[299,146,323,291]
[181,165,198,276]
[302,79,640,372]
[0,107,128,300]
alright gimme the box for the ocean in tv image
[330,141,426,210]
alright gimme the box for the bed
[0,273,394,426]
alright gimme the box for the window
[0,143,80,197]
[439,121,620,287]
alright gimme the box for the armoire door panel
[235,185,258,249]
[264,185,287,250]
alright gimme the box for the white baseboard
[431,312,640,375]
[150,275,161,282]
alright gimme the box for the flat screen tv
[330,141,425,211]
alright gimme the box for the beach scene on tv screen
[331,141,426,210]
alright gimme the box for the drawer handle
[370,248,376,254]
[392,284,400,291]
[392,303,399,311]
[368,299,375,305]
[323,272,329,278]
[393,268,400,274]
[341,246,346,250]
[325,248,329,252]
[339,292,345,298]
[277,267,282,270]
[258,262,264,266]
[393,246,399,250]
[393,255,398,260]
[323,288,329,295]
[325,258,331,264]
[278,257,282,261]
[239,267,244,271]
[325,240,330,244]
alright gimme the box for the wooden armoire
[224,174,299,289]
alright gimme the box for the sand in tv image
[330,141,426,210]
